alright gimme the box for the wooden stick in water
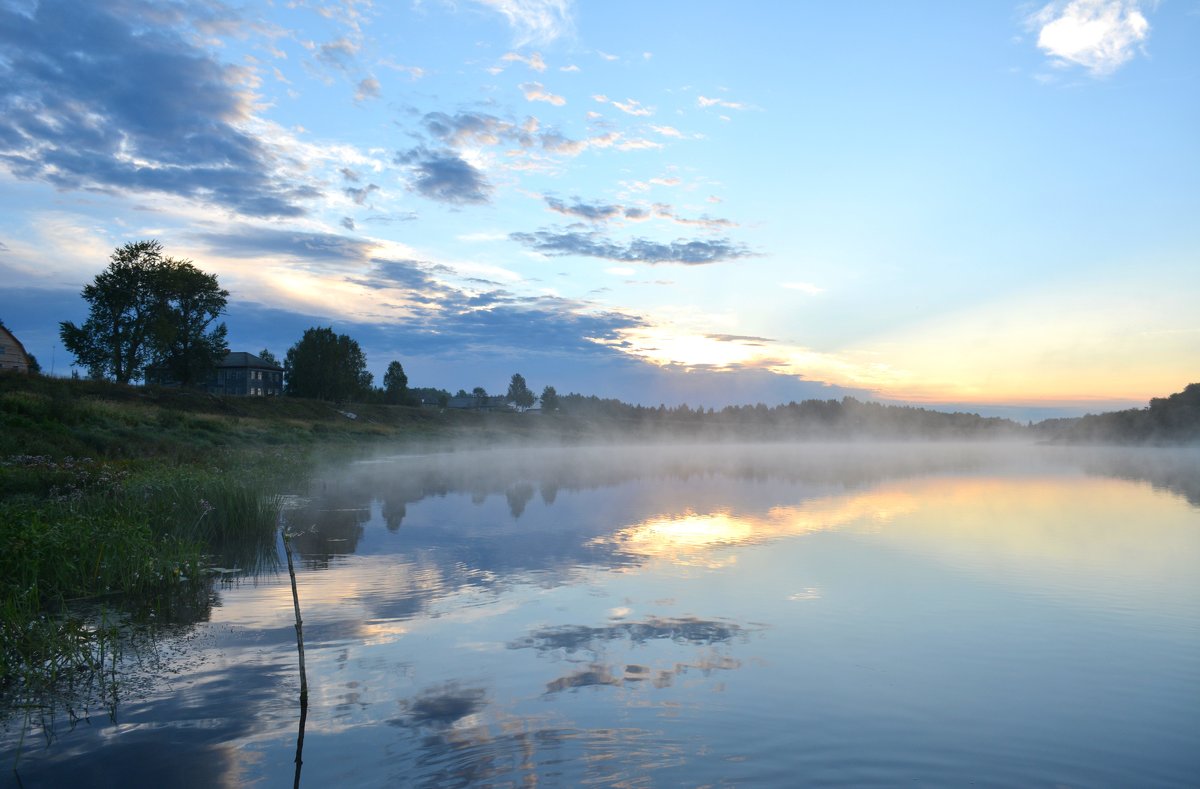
[283,530,308,704]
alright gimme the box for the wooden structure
[0,325,32,373]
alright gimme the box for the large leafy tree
[60,240,229,385]
[382,360,409,404]
[507,372,535,410]
[60,241,161,383]
[284,327,373,402]
[540,385,559,412]
[148,258,230,387]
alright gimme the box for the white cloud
[650,125,683,138]
[520,81,566,105]
[617,138,664,151]
[473,0,575,46]
[501,51,547,71]
[379,59,426,80]
[560,64,580,72]
[781,281,825,295]
[698,95,746,110]
[1028,0,1150,76]
[611,98,653,116]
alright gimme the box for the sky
[0,0,1196,418]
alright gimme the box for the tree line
[56,241,554,409]
[50,242,1200,441]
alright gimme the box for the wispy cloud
[543,196,733,229]
[315,36,360,71]
[1027,0,1150,76]
[781,281,825,295]
[472,0,575,46]
[520,81,566,105]
[379,59,425,80]
[501,51,547,71]
[697,95,747,110]
[511,229,752,265]
[611,98,653,116]
[354,75,381,102]
[344,183,380,205]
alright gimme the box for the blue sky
[1,0,1196,416]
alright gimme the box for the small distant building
[0,325,32,374]
[446,395,511,412]
[207,352,284,397]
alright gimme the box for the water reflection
[4,443,1199,788]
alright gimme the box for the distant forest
[1032,383,1200,445]
[407,383,1200,445]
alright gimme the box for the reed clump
[0,455,285,713]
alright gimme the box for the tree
[383,360,409,404]
[507,373,535,410]
[284,327,373,402]
[540,385,559,412]
[60,241,164,383]
[258,348,280,366]
[148,258,229,387]
[59,240,228,385]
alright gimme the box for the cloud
[395,147,492,204]
[611,98,653,117]
[422,111,632,162]
[650,125,684,138]
[341,257,648,357]
[501,51,547,71]
[560,64,580,72]
[472,0,575,46]
[195,227,374,265]
[316,36,360,70]
[697,95,746,110]
[782,281,825,295]
[544,197,626,222]
[378,59,425,80]
[341,217,356,230]
[354,75,381,102]
[616,138,663,151]
[1027,0,1150,75]
[510,229,753,265]
[519,81,566,106]
[0,0,316,217]
[344,183,380,205]
[706,334,773,346]
[542,195,733,230]
[424,111,521,147]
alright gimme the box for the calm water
[4,443,1199,787]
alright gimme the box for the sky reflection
[4,444,1198,788]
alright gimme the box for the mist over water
[4,441,1198,787]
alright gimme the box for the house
[446,395,512,412]
[206,352,284,396]
[0,325,32,373]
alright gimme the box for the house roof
[219,351,283,371]
[0,325,31,365]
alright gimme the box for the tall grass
[0,456,285,721]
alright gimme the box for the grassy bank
[0,374,351,716]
